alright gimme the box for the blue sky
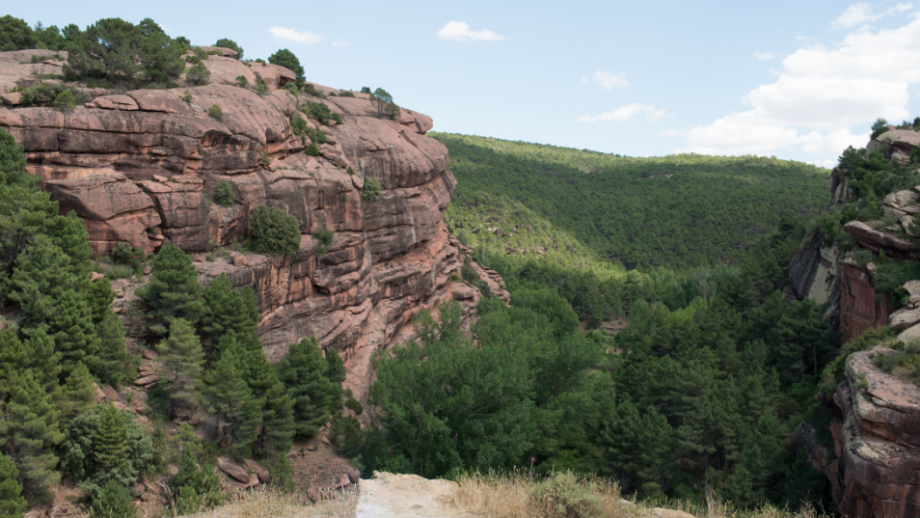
[7,1,920,167]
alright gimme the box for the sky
[7,0,920,167]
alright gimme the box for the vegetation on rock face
[249,205,302,256]
[213,179,236,207]
[361,178,382,201]
[186,62,211,86]
[267,48,304,78]
[214,38,243,59]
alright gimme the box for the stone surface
[891,306,920,333]
[839,261,890,344]
[884,190,920,218]
[1,57,500,421]
[217,457,251,484]
[828,349,920,518]
[844,221,920,259]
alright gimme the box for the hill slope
[433,133,830,269]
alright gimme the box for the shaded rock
[134,374,158,386]
[1,92,22,106]
[307,487,320,503]
[245,459,270,484]
[217,456,250,483]
[230,251,247,267]
[840,262,890,344]
[844,221,920,259]
[92,383,106,404]
[103,385,119,403]
[890,306,920,332]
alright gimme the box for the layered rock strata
[0,50,508,410]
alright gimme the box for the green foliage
[360,87,371,94]
[0,371,63,499]
[0,128,32,188]
[89,481,136,518]
[531,471,603,518]
[249,205,301,256]
[0,16,40,51]
[235,75,249,88]
[95,311,129,386]
[214,38,243,59]
[61,405,153,497]
[201,343,260,454]
[870,117,890,140]
[291,115,309,138]
[186,62,211,86]
[136,243,204,329]
[313,227,334,245]
[268,48,304,77]
[361,178,381,201]
[213,179,235,207]
[59,361,96,420]
[0,452,27,518]
[347,166,355,175]
[64,17,186,88]
[19,83,89,109]
[369,88,396,119]
[207,104,223,121]
[111,243,145,267]
[303,83,326,98]
[171,449,224,514]
[303,102,336,125]
[276,337,337,439]
[305,143,319,156]
[159,318,203,417]
[435,133,829,269]
[339,91,355,98]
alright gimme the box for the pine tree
[94,404,128,474]
[170,449,223,511]
[200,274,257,343]
[46,289,101,377]
[85,278,116,325]
[89,480,136,518]
[0,371,63,498]
[160,318,203,417]
[325,348,346,413]
[137,243,204,332]
[276,337,334,438]
[255,376,295,458]
[95,310,128,386]
[59,361,97,420]
[201,344,260,454]
[21,328,62,392]
[48,210,92,281]
[4,236,80,326]
[0,452,27,518]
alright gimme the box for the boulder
[1,92,22,106]
[844,221,920,259]
[134,374,158,386]
[89,95,139,111]
[217,457,250,484]
[195,46,239,57]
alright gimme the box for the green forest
[434,133,830,269]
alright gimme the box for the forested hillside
[435,133,830,269]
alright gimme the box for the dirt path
[356,472,478,517]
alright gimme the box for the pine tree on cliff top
[0,452,27,518]
[200,273,259,348]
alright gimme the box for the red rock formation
[0,49,503,413]
[829,349,920,518]
[839,261,890,344]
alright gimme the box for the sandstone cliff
[0,49,508,412]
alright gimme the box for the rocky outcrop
[826,349,920,518]
[839,261,890,344]
[0,49,500,413]
[844,221,920,259]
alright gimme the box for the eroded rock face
[0,51,499,414]
[839,261,890,344]
[827,349,920,518]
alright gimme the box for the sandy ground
[356,472,478,518]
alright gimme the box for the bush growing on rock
[304,143,319,157]
[186,62,211,86]
[111,243,145,268]
[249,205,301,256]
[213,179,235,207]
[207,104,223,121]
[362,178,381,201]
[339,91,355,98]
[20,83,89,108]
[268,48,304,78]
[52,89,76,112]
[304,102,336,125]
[214,38,243,59]
[291,115,308,138]
[235,75,249,88]
[313,227,334,245]
[254,78,270,97]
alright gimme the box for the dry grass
[445,472,830,518]
[176,488,356,518]
[444,469,643,518]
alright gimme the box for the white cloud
[269,26,325,44]
[579,103,669,123]
[437,21,504,41]
[753,51,775,61]
[833,2,913,28]
[666,16,920,163]
[332,39,350,47]
[587,70,630,90]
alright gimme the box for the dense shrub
[291,115,308,138]
[186,62,211,86]
[90,481,137,518]
[303,83,326,98]
[305,143,319,156]
[207,104,223,121]
[20,83,89,108]
[249,205,301,256]
[313,227,334,245]
[214,38,243,59]
[361,178,381,201]
[52,89,76,112]
[213,180,235,207]
[254,78,269,96]
[339,91,355,98]
[267,48,304,77]
[304,102,335,125]
[235,75,249,88]
[312,129,327,144]
[111,243,146,268]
